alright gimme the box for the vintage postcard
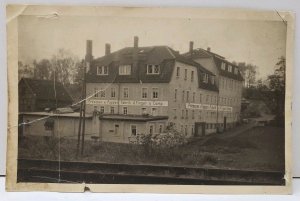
[6,5,294,193]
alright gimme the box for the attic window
[234,67,238,74]
[221,62,226,70]
[147,64,160,75]
[202,73,208,83]
[119,65,131,75]
[97,66,108,75]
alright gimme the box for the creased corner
[6,5,28,23]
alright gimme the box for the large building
[182,42,244,130]
[84,37,243,143]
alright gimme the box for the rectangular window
[94,88,98,97]
[123,107,128,115]
[110,107,115,114]
[123,88,129,99]
[111,88,116,98]
[185,109,188,119]
[211,76,215,85]
[97,66,108,75]
[142,88,148,99]
[147,64,160,74]
[198,111,202,120]
[191,71,194,82]
[131,125,137,136]
[181,110,184,119]
[173,109,177,119]
[149,125,154,134]
[100,88,105,98]
[151,108,157,116]
[119,65,131,75]
[234,67,238,74]
[206,95,209,103]
[176,67,180,77]
[185,125,188,136]
[192,110,195,119]
[114,124,119,135]
[184,69,187,80]
[159,124,163,133]
[202,73,208,83]
[186,91,189,102]
[182,90,185,101]
[100,106,104,114]
[192,92,195,102]
[199,94,202,103]
[152,88,158,99]
[142,107,147,115]
[174,89,177,101]
[221,62,226,70]
[228,65,232,72]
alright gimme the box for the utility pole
[77,40,93,157]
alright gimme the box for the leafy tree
[237,62,257,88]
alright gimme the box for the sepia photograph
[6,6,294,193]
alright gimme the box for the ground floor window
[100,106,105,114]
[131,125,137,136]
[149,125,154,134]
[123,107,128,115]
[159,124,163,133]
[114,124,119,135]
[110,107,115,114]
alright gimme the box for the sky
[18,15,287,79]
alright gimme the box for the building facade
[84,37,242,143]
[182,43,244,130]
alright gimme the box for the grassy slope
[18,126,285,171]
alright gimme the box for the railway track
[17,158,285,185]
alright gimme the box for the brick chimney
[105,43,111,55]
[189,41,194,58]
[133,36,139,69]
[85,40,93,62]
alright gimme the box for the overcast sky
[18,15,287,79]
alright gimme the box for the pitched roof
[20,78,73,103]
[182,48,244,81]
[87,46,217,92]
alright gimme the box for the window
[173,109,177,119]
[192,125,195,136]
[228,65,232,72]
[174,89,177,101]
[176,67,180,77]
[159,124,163,133]
[119,65,131,75]
[182,90,185,101]
[123,88,129,98]
[198,111,202,120]
[147,64,160,74]
[181,110,184,119]
[234,67,238,74]
[221,62,226,70]
[202,73,208,83]
[100,106,104,114]
[152,88,158,99]
[192,92,195,102]
[211,76,215,85]
[110,107,115,114]
[114,124,119,135]
[185,125,188,136]
[184,69,188,80]
[94,88,98,97]
[185,109,188,119]
[199,94,202,103]
[123,107,128,115]
[97,66,108,75]
[149,125,154,134]
[100,88,105,98]
[94,106,97,111]
[142,88,148,99]
[131,125,137,136]
[191,71,194,82]
[151,108,157,116]
[206,95,209,103]
[142,107,147,115]
[192,110,195,119]
[111,88,116,98]
[186,91,189,102]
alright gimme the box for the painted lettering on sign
[186,103,232,112]
[87,99,168,107]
